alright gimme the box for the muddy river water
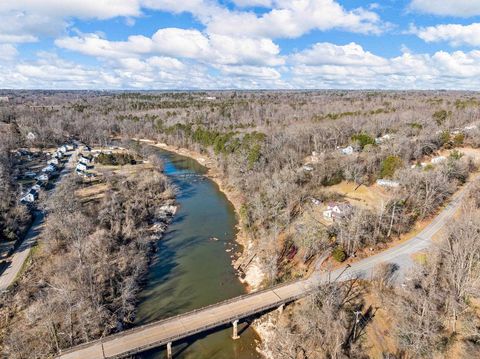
[135,148,261,359]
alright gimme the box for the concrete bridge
[57,177,474,359]
[57,279,318,359]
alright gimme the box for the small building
[24,171,37,178]
[36,173,49,182]
[21,189,38,203]
[31,184,41,192]
[42,164,57,173]
[78,154,93,165]
[53,151,64,159]
[76,162,92,172]
[323,202,353,220]
[464,125,477,131]
[48,158,59,165]
[431,156,446,164]
[66,144,75,151]
[376,179,400,188]
[303,164,314,172]
[340,146,354,155]
[59,145,68,153]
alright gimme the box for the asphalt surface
[0,212,44,292]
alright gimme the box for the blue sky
[2,0,480,89]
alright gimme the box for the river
[134,147,262,359]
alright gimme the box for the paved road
[58,281,313,359]
[322,180,469,283]
[57,178,474,359]
[0,212,44,292]
[0,150,77,292]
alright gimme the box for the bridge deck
[58,280,313,359]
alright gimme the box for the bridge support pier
[232,320,240,340]
[278,304,285,314]
[166,342,172,359]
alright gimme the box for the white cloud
[10,53,121,88]
[0,0,385,46]
[206,0,384,38]
[409,0,480,17]
[413,23,480,47]
[230,0,273,7]
[292,42,387,66]
[290,42,480,89]
[0,1,142,20]
[0,44,18,61]
[56,29,284,66]
[0,1,141,45]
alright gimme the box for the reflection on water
[135,148,261,359]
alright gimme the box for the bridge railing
[109,290,312,358]
[58,279,312,357]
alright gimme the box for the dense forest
[0,90,479,358]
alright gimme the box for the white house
[26,132,36,141]
[48,158,59,165]
[21,189,38,203]
[340,146,354,155]
[323,202,353,220]
[59,145,68,153]
[36,173,49,182]
[431,156,446,164]
[303,164,314,172]
[78,155,93,165]
[53,151,63,159]
[31,184,41,192]
[66,144,74,151]
[376,179,400,188]
[76,162,92,172]
[464,125,477,132]
[42,164,56,173]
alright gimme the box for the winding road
[57,176,475,359]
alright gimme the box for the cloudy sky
[2,0,480,89]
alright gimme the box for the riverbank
[135,139,266,292]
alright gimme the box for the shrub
[453,133,464,146]
[439,130,451,145]
[408,122,423,130]
[351,133,375,149]
[449,150,464,161]
[433,109,450,125]
[380,156,403,178]
[321,170,344,186]
[332,247,347,262]
[96,152,136,166]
